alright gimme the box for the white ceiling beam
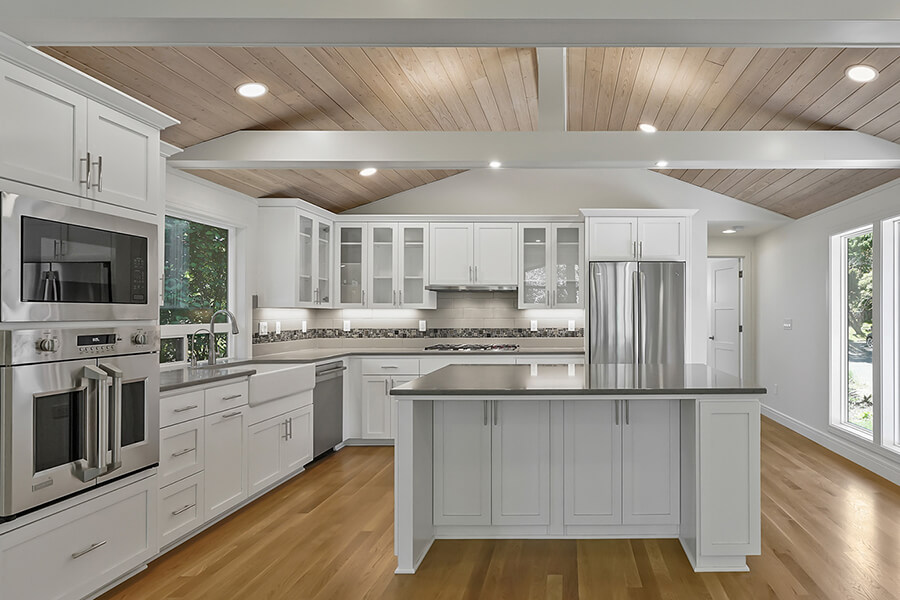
[4,0,900,46]
[167,131,900,171]
[537,48,567,132]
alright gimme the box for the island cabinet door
[563,400,622,525]
[491,400,551,526]
[433,400,492,525]
[621,400,680,525]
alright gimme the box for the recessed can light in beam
[638,123,658,133]
[845,65,878,83]
[489,161,502,168]
[655,160,669,168]
[236,82,268,98]
[359,167,378,177]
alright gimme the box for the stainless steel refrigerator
[589,262,685,364]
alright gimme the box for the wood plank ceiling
[40,46,900,217]
[568,47,900,218]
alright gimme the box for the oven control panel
[1,326,160,365]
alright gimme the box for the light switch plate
[301,320,308,333]
[419,320,427,332]
[530,320,538,332]
[258,321,268,335]
[568,320,576,332]
[343,320,351,332]
[275,321,281,334]
[783,319,793,330]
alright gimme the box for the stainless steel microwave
[1,192,158,322]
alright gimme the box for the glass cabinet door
[520,225,551,307]
[399,224,428,307]
[338,225,366,306]
[552,224,583,308]
[297,215,314,304]
[368,224,397,307]
[317,221,331,305]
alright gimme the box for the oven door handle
[74,365,108,482]
[100,363,124,474]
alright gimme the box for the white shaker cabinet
[204,407,248,519]
[430,222,517,286]
[368,223,399,308]
[336,223,368,307]
[430,223,474,285]
[361,376,394,440]
[588,216,686,262]
[433,400,492,526]
[474,223,518,285]
[248,405,314,495]
[518,223,584,308]
[636,217,687,261]
[621,400,680,525]
[281,405,315,474]
[397,224,434,308]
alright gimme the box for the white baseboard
[761,404,900,486]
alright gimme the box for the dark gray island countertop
[391,363,766,396]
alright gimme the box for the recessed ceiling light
[236,82,268,98]
[359,167,378,177]
[489,161,502,169]
[638,123,658,133]
[655,160,669,168]
[845,65,879,83]
[722,226,744,235]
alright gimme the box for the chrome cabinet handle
[79,152,92,188]
[171,447,195,457]
[171,503,196,516]
[221,394,243,401]
[475,265,478,281]
[493,400,499,426]
[381,365,400,369]
[633,241,637,259]
[469,266,473,282]
[71,540,107,560]
[615,400,620,425]
[173,404,199,413]
[625,400,630,425]
[384,378,389,395]
[484,400,489,426]
[362,289,366,306]
[288,417,293,440]
[393,289,396,306]
[638,241,643,259]
[221,410,242,419]
[92,155,103,191]
[398,289,402,306]
[100,363,124,473]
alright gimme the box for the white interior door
[707,258,742,378]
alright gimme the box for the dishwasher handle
[316,365,347,381]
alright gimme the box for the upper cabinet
[0,60,161,215]
[351,222,435,309]
[588,216,686,262]
[518,223,584,309]
[257,204,333,308]
[430,223,517,286]
[336,223,367,308]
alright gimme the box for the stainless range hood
[425,284,518,292]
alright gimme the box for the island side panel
[395,398,434,574]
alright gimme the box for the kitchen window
[160,215,234,364]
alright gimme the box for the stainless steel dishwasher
[314,361,347,458]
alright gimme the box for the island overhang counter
[390,363,765,575]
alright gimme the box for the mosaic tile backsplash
[253,327,584,345]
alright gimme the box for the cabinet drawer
[205,380,249,415]
[159,419,205,488]
[160,389,205,427]
[159,473,204,548]
[0,475,156,600]
[360,358,419,376]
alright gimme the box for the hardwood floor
[101,417,900,599]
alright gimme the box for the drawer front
[159,419,205,488]
[360,358,419,376]
[0,475,156,600]
[160,390,204,427]
[159,473,204,548]
[205,380,249,415]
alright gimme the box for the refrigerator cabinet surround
[589,261,685,365]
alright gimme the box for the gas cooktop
[424,343,520,352]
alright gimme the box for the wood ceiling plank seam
[703,48,784,132]
[687,169,720,187]
[434,49,492,131]
[744,169,817,206]
[360,48,446,131]
[621,47,665,133]
[780,170,900,218]
[711,169,757,195]
[637,47,688,131]
[763,169,856,212]
[291,170,370,208]
[719,169,772,197]
[653,47,712,132]
[281,170,360,212]
[345,167,406,197]
[721,48,815,131]
[456,48,506,132]
[762,48,876,132]
[183,170,270,198]
[333,168,399,198]
[388,47,460,131]
[820,52,900,128]
[684,47,761,131]
[258,170,350,212]
[667,59,723,131]
[704,48,735,67]
[857,98,900,139]
[182,47,322,132]
[498,47,533,132]
[390,170,429,187]
[733,170,794,203]
[583,47,608,131]
[412,48,477,131]
[241,48,347,131]
[332,48,425,131]
[743,47,842,131]
[517,48,540,132]
[663,169,687,179]
[305,47,407,131]
[477,48,523,131]
[835,77,900,132]
[874,116,900,141]
[608,48,644,131]
[566,47,587,131]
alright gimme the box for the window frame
[160,210,237,367]
[880,217,900,451]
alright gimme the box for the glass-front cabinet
[336,223,367,307]
[518,222,583,309]
[363,222,435,308]
[297,214,314,305]
[368,224,397,307]
[399,223,433,308]
[316,221,332,305]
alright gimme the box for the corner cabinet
[0,59,161,215]
[587,216,687,261]
[430,223,518,286]
[257,204,333,308]
[518,223,584,308]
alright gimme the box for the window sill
[828,423,900,467]
[828,422,874,445]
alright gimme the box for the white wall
[756,177,900,484]
[165,168,258,358]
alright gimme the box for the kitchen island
[391,363,765,574]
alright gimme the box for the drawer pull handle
[71,540,107,560]
[221,410,242,419]
[221,394,243,401]
[381,365,399,369]
[173,404,199,413]
[171,503,196,516]
[171,447,195,457]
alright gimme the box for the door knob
[708,336,715,340]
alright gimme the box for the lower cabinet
[362,375,416,440]
[158,472,204,548]
[204,407,249,519]
[248,405,314,495]
[433,400,551,527]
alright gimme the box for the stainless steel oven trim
[1,192,158,322]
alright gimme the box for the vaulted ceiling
[40,45,900,217]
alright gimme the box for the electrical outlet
[343,320,351,332]
[301,320,308,333]
[275,321,281,334]
[258,321,268,335]
[568,320,576,332]
[419,320,427,332]
[530,320,538,332]
[783,319,793,330]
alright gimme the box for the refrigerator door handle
[632,270,640,365]
[639,271,647,364]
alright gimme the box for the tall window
[843,229,874,432]
[160,215,232,364]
